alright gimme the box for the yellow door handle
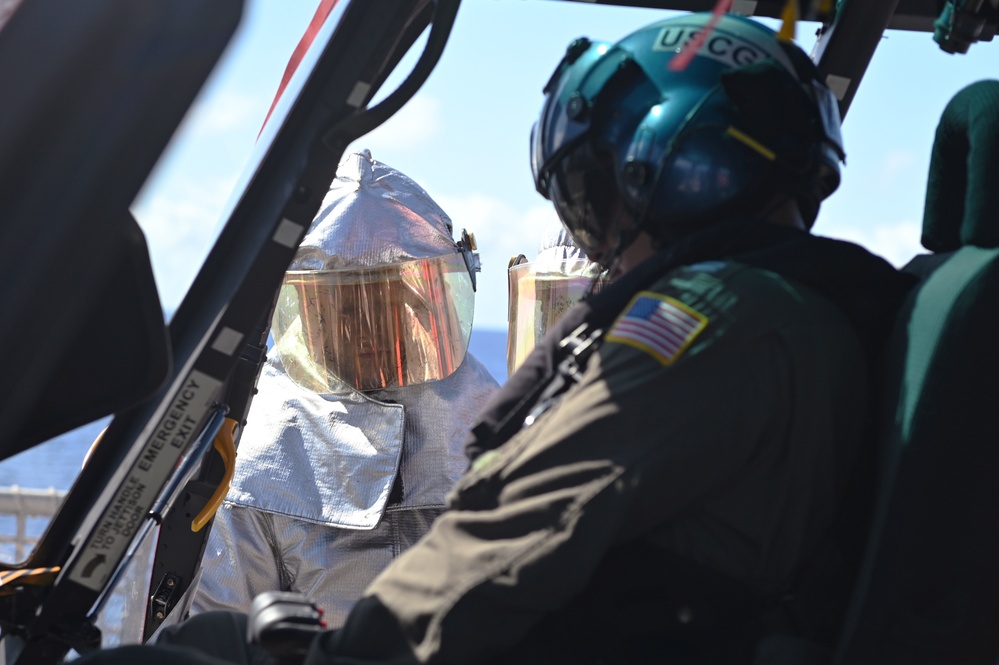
[191,417,238,532]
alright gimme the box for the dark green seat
[833,80,999,665]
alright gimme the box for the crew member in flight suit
[296,13,914,663]
[79,11,914,665]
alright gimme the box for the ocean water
[0,328,509,494]
[467,327,508,385]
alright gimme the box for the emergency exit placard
[68,370,221,591]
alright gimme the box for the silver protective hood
[535,216,589,268]
[292,149,459,270]
[274,150,479,392]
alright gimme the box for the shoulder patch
[606,292,709,365]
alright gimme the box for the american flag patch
[606,292,708,365]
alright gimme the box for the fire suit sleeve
[190,502,285,614]
[305,275,814,664]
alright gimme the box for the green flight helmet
[530,12,845,260]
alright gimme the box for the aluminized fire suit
[190,352,497,626]
[188,150,500,628]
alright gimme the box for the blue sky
[131,1,999,332]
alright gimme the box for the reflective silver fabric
[537,218,587,266]
[191,352,497,626]
[292,150,460,271]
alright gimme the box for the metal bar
[812,0,901,117]
[0,487,64,565]
[15,515,24,564]
[542,0,942,32]
[0,488,65,520]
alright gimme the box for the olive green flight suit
[310,258,873,664]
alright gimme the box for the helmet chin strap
[592,215,646,281]
[596,215,641,273]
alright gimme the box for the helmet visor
[273,253,474,393]
[507,257,603,375]
[545,139,622,255]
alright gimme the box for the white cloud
[879,150,920,188]
[437,193,561,330]
[131,175,239,312]
[820,218,924,268]
[188,88,265,137]
[347,95,443,155]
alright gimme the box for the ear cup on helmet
[722,62,825,183]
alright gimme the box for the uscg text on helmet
[653,28,764,68]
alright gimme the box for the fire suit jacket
[302,220,915,665]
[190,352,498,627]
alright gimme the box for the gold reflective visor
[507,257,603,375]
[273,253,474,393]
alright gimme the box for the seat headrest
[923,79,999,251]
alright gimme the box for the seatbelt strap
[523,323,605,427]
